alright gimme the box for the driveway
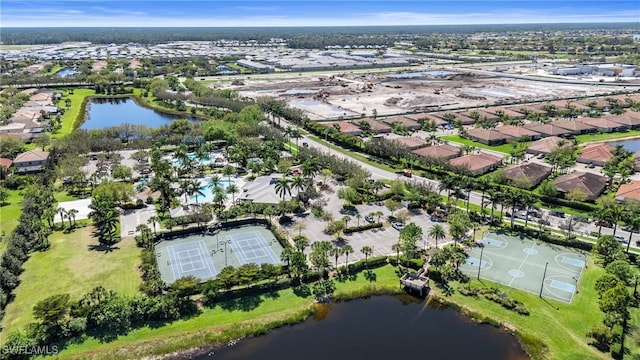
[120,206,157,238]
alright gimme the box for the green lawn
[0,227,142,340]
[55,265,401,359]
[54,88,97,139]
[444,257,608,360]
[440,134,513,154]
[0,189,23,236]
[0,189,78,241]
[574,130,640,144]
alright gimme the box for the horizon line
[3,21,639,29]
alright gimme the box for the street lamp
[477,243,485,280]
[539,262,549,298]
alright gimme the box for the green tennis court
[459,231,587,304]
[155,225,284,284]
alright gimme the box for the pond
[57,68,77,78]
[204,295,529,360]
[81,97,196,130]
[606,137,640,153]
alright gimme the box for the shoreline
[580,133,640,147]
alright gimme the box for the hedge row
[344,222,383,234]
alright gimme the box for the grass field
[0,189,78,242]
[54,88,97,139]
[55,265,401,359]
[575,130,640,144]
[443,257,608,360]
[440,134,513,154]
[0,227,142,340]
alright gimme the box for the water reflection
[204,295,529,360]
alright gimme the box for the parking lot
[295,188,452,267]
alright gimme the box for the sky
[1,1,639,28]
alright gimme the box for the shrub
[344,222,383,234]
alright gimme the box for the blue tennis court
[228,231,280,265]
[459,231,587,304]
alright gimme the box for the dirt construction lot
[232,65,627,120]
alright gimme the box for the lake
[81,97,195,130]
[204,295,529,360]
[607,137,640,153]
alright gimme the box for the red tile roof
[578,143,615,164]
[447,153,502,172]
[615,181,640,202]
[0,158,12,168]
[526,136,573,154]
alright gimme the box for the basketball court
[459,231,587,304]
[155,225,284,284]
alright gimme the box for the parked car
[430,215,445,222]
[615,235,628,244]
[550,211,565,218]
[365,215,375,223]
[574,216,590,223]
[622,225,639,233]
[302,142,309,147]
[392,222,405,231]
[538,218,551,225]
[536,153,545,159]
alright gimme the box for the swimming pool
[173,152,216,167]
[190,179,235,203]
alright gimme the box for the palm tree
[190,180,205,205]
[147,215,159,234]
[274,177,292,202]
[428,224,446,249]
[343,244,354,271]
[609,204,623,237]
[67,208,78,228]
[373,210,384,224]
[222,164,235,184]
[623,212,640,253]
[294,236,309,252]
[213,186,228,210]
[342,215,351,229]
[208,175,222,191]
[301,159,318,182]
[289,128,302,154]
[226,184,239,205]
[263,206,275,224]
[280,247,293,277]
[330,246,344,270]
[392,243,401,265]
[355,213,362,227]
[136,224,153,249]
[291,175,305,200]
[58,207,67,227]
[361,246,373,271]
[179,179,192,205]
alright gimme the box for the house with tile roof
[504,162,553,189]
[447,152,502,175]
[13,149,50,174]
[495,125,541,140]
[605,113,640,129]
[577,143,615,166]
[359,118,392,134]
[394,137,429,150]
[524,123,572,138]
[403,113,448,127]
[550,120,597,135]
[412,144,461,162]
[382,116,421,131]
[328,121,363,136]
[526,136,574,156]
[553,171,607,201]
[465,128,513,145]
[577,117,628,133]
[615,181,640,203]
